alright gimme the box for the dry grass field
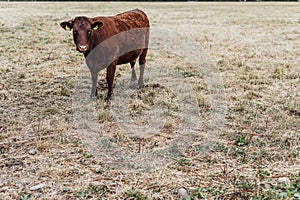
[0,2,299,199]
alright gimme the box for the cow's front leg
[90,71,98,100]
[106,62,117,102]
[138,49,147,88]
[138,63,145,88]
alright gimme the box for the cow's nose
[78,45,88,52]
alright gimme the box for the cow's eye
[88,30,92,36]
[73,31,77,35]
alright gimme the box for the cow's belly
[117,49,142,65]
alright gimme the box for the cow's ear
[60,21,73,31]
[91,21,103,31]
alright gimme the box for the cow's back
[89,9,149,51]
[115,9,150,31]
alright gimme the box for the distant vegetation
[2,0,300,2]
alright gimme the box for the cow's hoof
[129,81,137,89]
[138,84,144,89]
[105,96,113,102]
[90,96,97,101]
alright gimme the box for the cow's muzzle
[77,45,89,53]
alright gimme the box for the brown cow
[60,9,150,101]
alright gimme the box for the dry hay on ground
[0,2,299,199]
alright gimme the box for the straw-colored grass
[0,2,299,199]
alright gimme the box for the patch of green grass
[177,157,190,166]
[82,152,93,158]
[19,73,26,79]
[182,70,197,78]
[20,194,31,200]
[95,168,104,174]
[76,184,106,199]
[76,191,86,198]
[213,142,228,153]
[62,188,71,193]
[190,185,225,199]
[97,110,112,123]
[274,175,300,199]
[60,87,70,97]
[42,106,59,115]
[190,188,207,199]
[124,189,147,200]
[234,135,248,146]
[86,183,106,196]
[72,140,81,147]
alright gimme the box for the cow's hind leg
[106,62,117,102]
[130,60,137,82]
[138,49,147,88]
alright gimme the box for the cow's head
[60,17,103,53]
